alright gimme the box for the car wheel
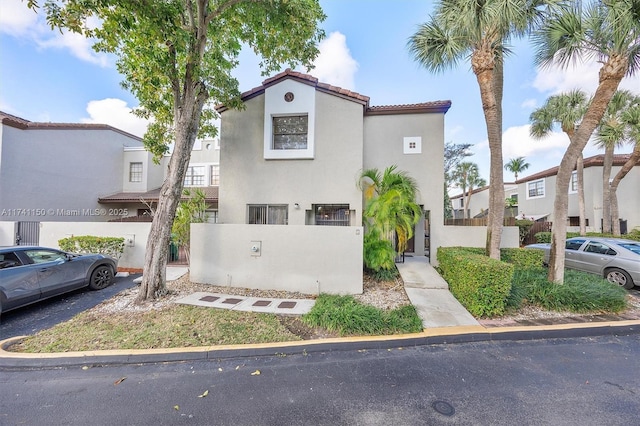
[605,268,634,290]
[89,265,114,290]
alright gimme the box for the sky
[1,0,639,193]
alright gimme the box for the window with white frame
[314,204,350,226]
[129,162,143,183]
[527,179,545,199]
[248,204,288,225]
[569,171,578,193]
[184,166,206,186]
[272,115,308,150]
[210,165,219,186]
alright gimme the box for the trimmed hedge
[500,248,545,269]
[437,247,513,317]
[536,231,640,243]
[58,235,125,262]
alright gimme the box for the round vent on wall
[284,92,294,102]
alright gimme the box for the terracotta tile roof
[366,101,451,115]
[0,110,142,141]
[216,69,451,115]
[516,154,633,183]
[98,186,219,204]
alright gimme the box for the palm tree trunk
[548,73,624,284]
[610,144,640,235]
[602,144,614,233]
[577,154,586,236]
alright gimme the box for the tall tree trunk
[577,153,586,236]
[601,143,614,233]
[137,86,208,302]
[548,57,626,284]
[610,144,640,236]
[473,50,503,260]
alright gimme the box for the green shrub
[508,267,627,313]
[437,247,513,317]
[58,235,125,262]
[302,294,422,335]
[534,231,551,243]
[500,248,545,269]
[535,231,640,244]
[363,230,396,274]
[515,219,534,245]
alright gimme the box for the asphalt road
[1,333,639,425]
[0,274,139,339]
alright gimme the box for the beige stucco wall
[38,222,151,268]
[436,225,520,252]
[219,89,364,226]
[364,112,445,257]
[190,223,363,294]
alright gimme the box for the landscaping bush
[58,235,125,262]
[500,247,545,269]
[534,231,551,243]
[508,267,627,313]
[363,230,398,280]
[302,294,422,335]
[535,231,640,244]
[514,219,534,245]
[437,247,513,317]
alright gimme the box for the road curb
[2,320,639,369]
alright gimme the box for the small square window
[403,137,422,154]
[273,115,308,150]
[129,162,142,183]
[527,179,545,199]
[184,166,206,186]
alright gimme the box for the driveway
[0,274,139,339]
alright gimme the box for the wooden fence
[444,217,516,227]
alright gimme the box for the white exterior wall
[0,221,14,245]
[0,124,143,222]
[437,226,520,251]
[190,224,363,295]
[38,221,151,269]
[219,89,364,226]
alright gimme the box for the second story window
[272,115,308,150]
[129,162,142,182]
[527,179,545,199]
[569,171,578,193]
[184,166,205,186]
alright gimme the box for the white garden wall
[190,224,363,295]
[0,222,15,245]
[38,222,152,269]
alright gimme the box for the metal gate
[14,221,40,245]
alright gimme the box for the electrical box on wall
[124,234,135,247]
[250,241,262,257]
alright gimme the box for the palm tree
[452,162,487,219]
[530,90,590,236]
[595,91,640,233]
[360,166,423,255]
[408,0,561,259]
[504,157,530,180]
[532,1,640,283]
[609,104,640,235]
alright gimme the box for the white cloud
[520,99,537,109]
[0,0,109,66]
[0,0,38,37]
[310,32,358,89]
[81,99,149,137]
[502,124,569,159]
[533,61,640,96]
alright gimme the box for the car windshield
[618,243,640,256]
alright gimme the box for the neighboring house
[189,69,451,294]
[450,183,518,219]
[0,110,219,244]
[515,154,640,232]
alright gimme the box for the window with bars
[272,115,308,150]
[129,162,143,182]
[248,205,288,225]
[184,166,206,186]
[210,165,220,186]
[314,204,350,226]
[527,179,545,198]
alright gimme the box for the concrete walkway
[397,256,480,328]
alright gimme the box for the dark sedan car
[526,237,640,289]
[0,246,117,316]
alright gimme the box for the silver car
[0,246,116,316]
[526,237,640,289]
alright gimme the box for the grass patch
[302,294,423,336]
[506,267,628,314]
[14,305,302,353]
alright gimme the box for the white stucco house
[450,183,518,220]
[0,110,219,246]
[189,69,452,294]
